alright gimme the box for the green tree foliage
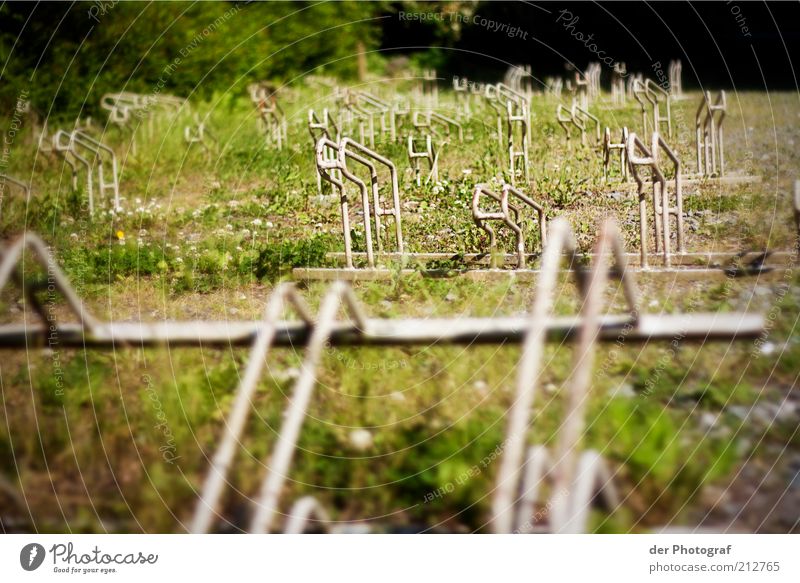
[0,1,383,119]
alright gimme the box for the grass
[0,84,798,533]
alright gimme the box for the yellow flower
[116,230,125,240]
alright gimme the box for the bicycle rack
[420,68,438,107]
[52,129,120,215]
[308,109,341,196]
[485,84,530,183]
[184,114,218,157]
[101,92,185,153]
[407,134,439,186]
[585,62,602,102]
[633,79,672,138]
[412,110,463,143]
[337,90,376,148]
[452,76,472,119]
[491,218,635,533]
[472,183,547,268]
[627,131,684,269]
[506,99,530,184]
[0,231,767,533]
[572,71,590,109]
[669,60,683,98]
[354,91,397,142]
[626,73,643,101]
[256,94,288,151]
[315,136,403,268]
[71,130,120,213]
[504,64,534,98]
[611,63,627,105]
[545,77,564,98]
[603,127,629,182]
[556,102,600,147]
[484,84,506,147]
[695,91,726,177]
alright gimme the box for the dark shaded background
[381,1,800,90]
[1,1,798,119]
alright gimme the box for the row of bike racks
[52,129,121,215]
[100,91,185,155]
[314,136,404,268]
[0,227,766,533]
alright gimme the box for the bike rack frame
[695,91,727,177]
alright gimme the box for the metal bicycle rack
[556,102,601,147]
[626,72,644,101]
[504,64,534,98]
[337,90,376,148]
[452,76,472,119]
[627,131,684,269]
[101,92,185,154]
[315,136,404,268]
[472,182,547,268]
[545,77,564,98]
[611,63,627,106]
[491,218,636,534]
[505,97,530,185]
[407,134,439,186]
[572,71,590,109]
[585,62,602,102]
[308,108,341,196]
[411,110,463,143]
[669,60,683,98]
[695,91,726,177]
[52,129,120,215]
[353,91,398,142]
[184,114,218,157]
[419,68,438,108]
[0,228,764,533]
[632,79,672,138]
[256,95,288,151]
[603,127,629,182]
[486,83,531,184]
